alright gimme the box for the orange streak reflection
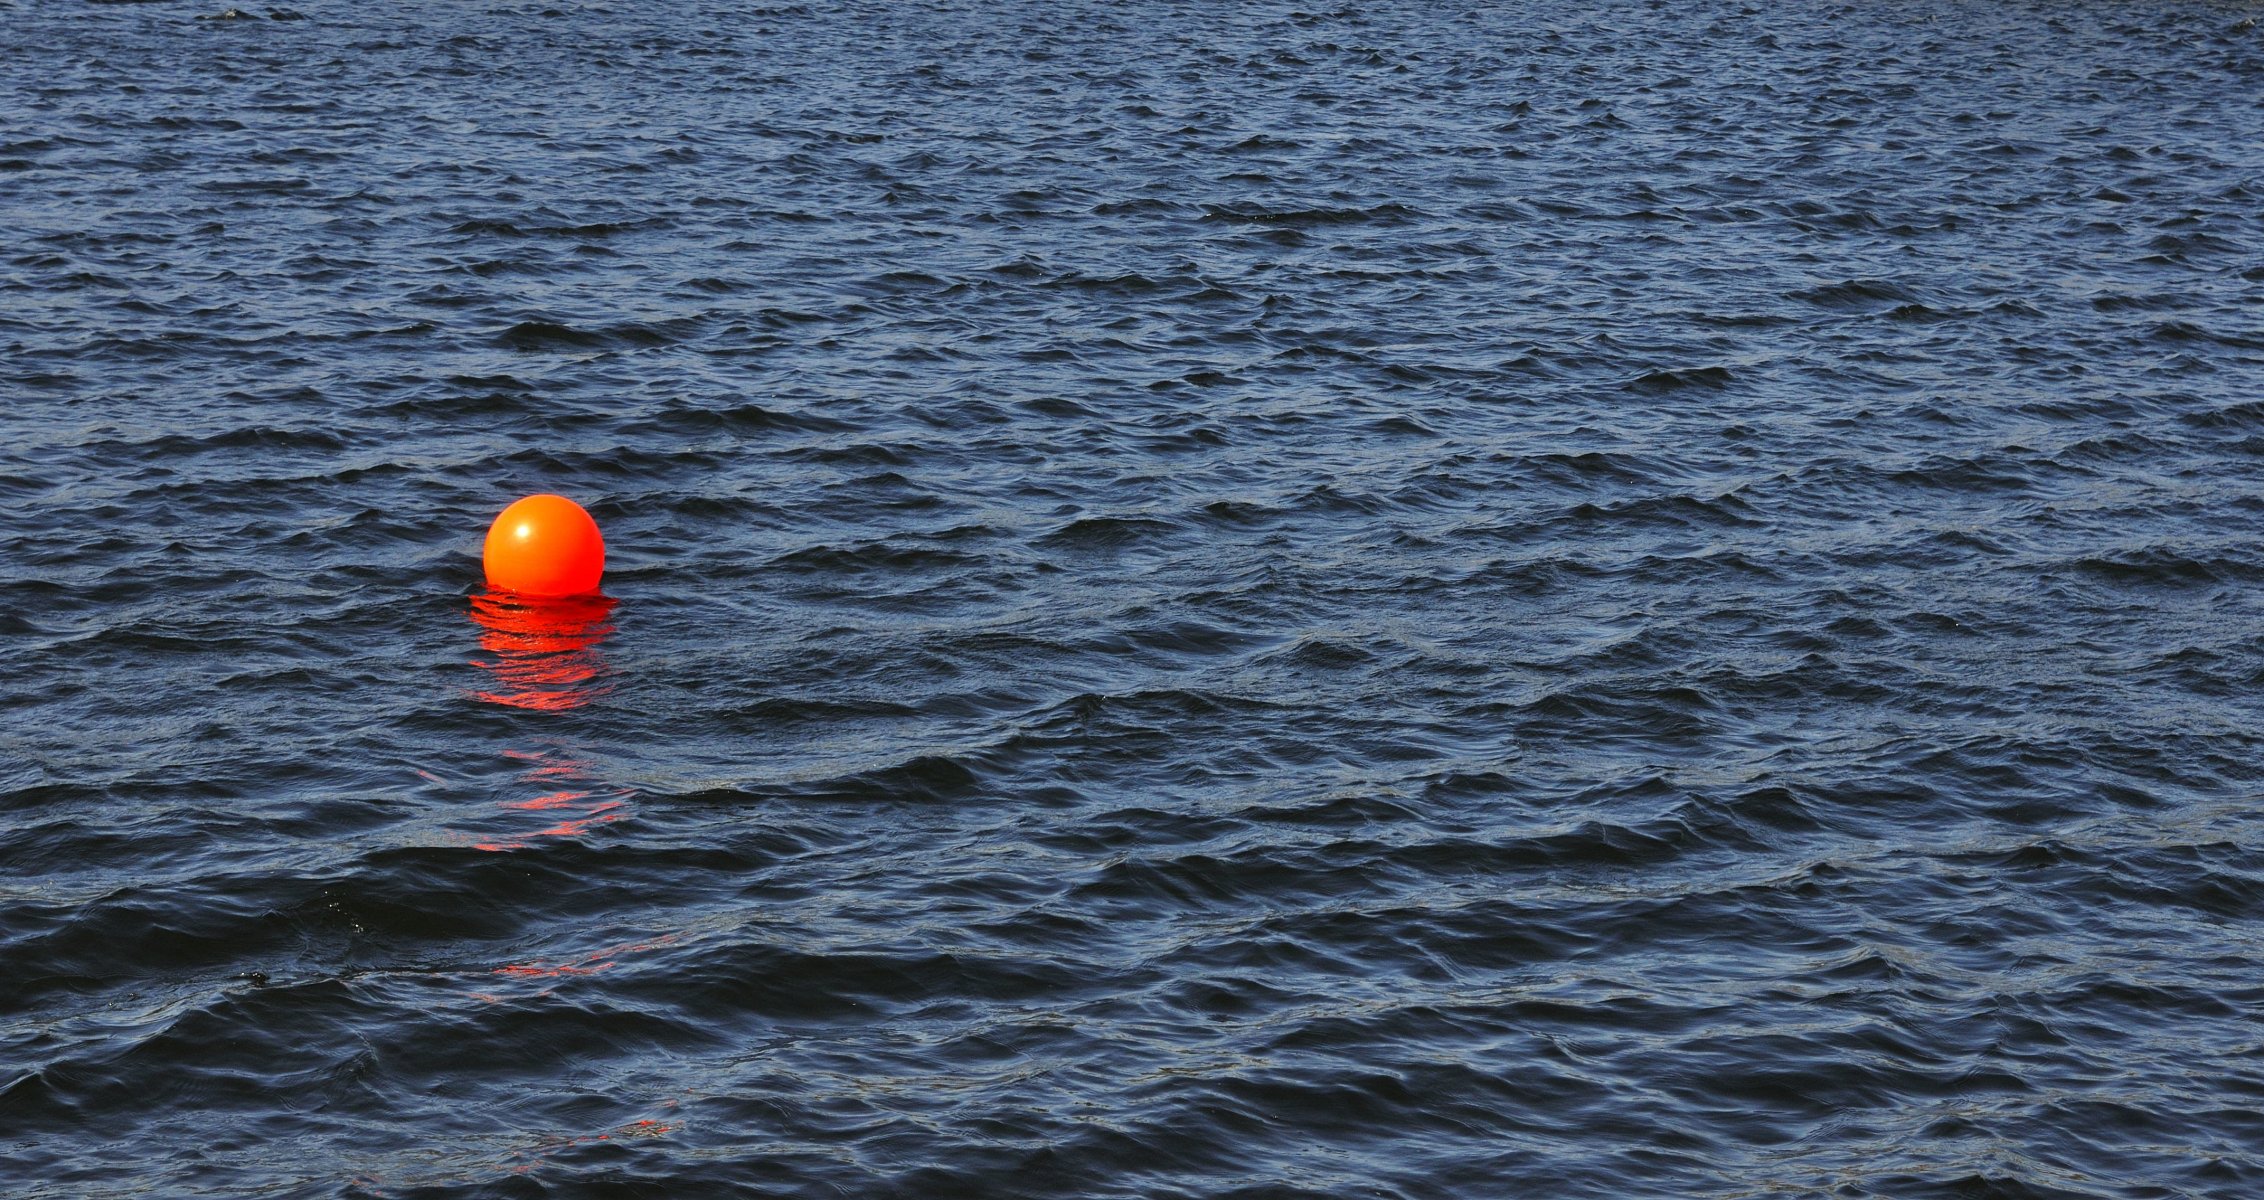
[503,790,589,811]
[468,748,636,853]
[467,590,617,711]
[487,933,682,990]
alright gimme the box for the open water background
[6,1,2264,1195]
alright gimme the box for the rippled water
[7,1,2264,1195]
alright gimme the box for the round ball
[482,494,605,598]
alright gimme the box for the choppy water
[7,1,2264,1195]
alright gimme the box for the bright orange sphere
[482,494,605,598]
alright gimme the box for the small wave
[489,319,684,351]
[493,320,604,349]
[1036,514,1182,550]
[1259,635,1377,670]
[2151,320,2264,350]
[2066,547,2241,587]
[1560,490,1760,530]
[195,177,311,195]
[1509,449,1657,487]
[777,753,987,805]
[112,424,351,459]
[447,218,524,237]
[1200,201,1420,226]
[768,541,981,575]
[623,400,857,436]
[1626,365,1735,392]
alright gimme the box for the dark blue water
[7,1,2264,1195]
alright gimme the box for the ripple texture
[5,1,2264,1197]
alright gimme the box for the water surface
[6,1,2264,1196]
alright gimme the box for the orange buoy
[482,494,605,598]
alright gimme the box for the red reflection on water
[474,933,683,1004]
[493,932,681,980]
[531,798,627,838]
[470,748,633,853]
[503,789,588,811]
[467,590,616,711]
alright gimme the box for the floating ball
[482,494,605,598]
